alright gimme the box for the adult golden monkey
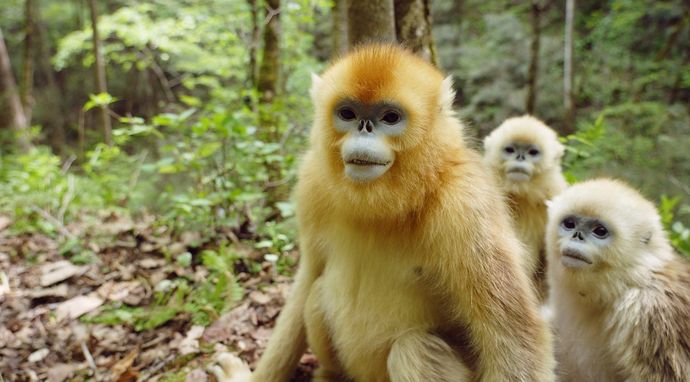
[217,44,555,382]
[483,116,567,300]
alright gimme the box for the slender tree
[0,28,31,150]
[394,0,437,65]
[21,0,35,124]
[332,0,349,56]
[35,0,66,149]
[526,0,542,114]
[563,0,575,133]
[246,0,260,87]
[88,0,112,145]
[348,0,396,47]
[257,0,280,107]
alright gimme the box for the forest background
[0,0,689,381]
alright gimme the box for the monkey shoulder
[609,267,690,381]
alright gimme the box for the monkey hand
[208,352,252,382]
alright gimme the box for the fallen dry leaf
[46,363,75,382]
[28,348,49,362]
[55,294,104,321]
[40,261,88,287]
[0,216,11,231]
[178,325,205,355]
[111,348,139,381]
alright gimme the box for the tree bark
[88,0,112,145]
[333,0,349,57]
[257,0,280,107]
[347,0,396,47]
[35,0,66,150]
[22,0,35,124]
[0,27,31,150]
[247,0,260,87]
[394,0,437,65]
[563,0,575,133]
[526,0,541,114]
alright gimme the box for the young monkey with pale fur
[215,45,555,381]
[546,179,690,382]
[483,116,567,299]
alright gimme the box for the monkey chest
[319,252,437,380]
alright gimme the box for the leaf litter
[0,213,315,381]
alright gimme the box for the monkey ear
[439,76,456,115]
[310,73,323,101]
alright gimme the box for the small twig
[263,4,281,25]
[30,206,76,240]
[57,175,75,223]
[143,47,175,102]
[669,175,690,197]
[263,173,294,189]
[61,154,77,174]
[127,151,148,200]
[81,341,97,372]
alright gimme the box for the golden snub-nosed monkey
[483,115,567,300]
[217,44,555,382]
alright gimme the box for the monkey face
[555,214,612,268]
[333,100,407,182]
[501,141,542,182]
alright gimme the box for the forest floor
[0,213,314,382]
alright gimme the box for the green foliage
[85,257,243,330]
[659,196,690,256]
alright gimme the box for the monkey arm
[429,189,555,382]
[250,240,324,382]
[609,286,690,382]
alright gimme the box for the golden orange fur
[220,45,555,382]
[483,115,567,299]
[546,179,690,381]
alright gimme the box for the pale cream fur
[483,115,567,299]
[546,179,690,382]
[219,45,555,382]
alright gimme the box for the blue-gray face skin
[557,215,612,268]
[333,100,407,182]
[502,142,541,182]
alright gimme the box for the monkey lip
[507,167,530,175]
[562,249,592,265]
[346,159,390,166]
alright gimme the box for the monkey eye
[381,111,401,124]
[561,217,576,230]
[504,146,515,154]
[592,225,609,238]
[337,107,357,121]
[528,148,540,156]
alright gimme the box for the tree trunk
[394,0,437,65]
[333,0,349,57]
[247,0,260,87]
[35,0,66,150]
[88,0,112,145]
[563,0,575,133]
[526,0,541,115]
[257,0,280,107]
[21,0,35,124]
[0,27,31,150]
[347,0,396,47]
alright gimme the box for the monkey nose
[358,120,374,134]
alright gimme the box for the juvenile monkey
[218,44,555,381]
[483,115,567,299]
[546,179,690,382]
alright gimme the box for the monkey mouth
[346,158,390,166]
[507,167,530,176]
[561,249,592,265]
